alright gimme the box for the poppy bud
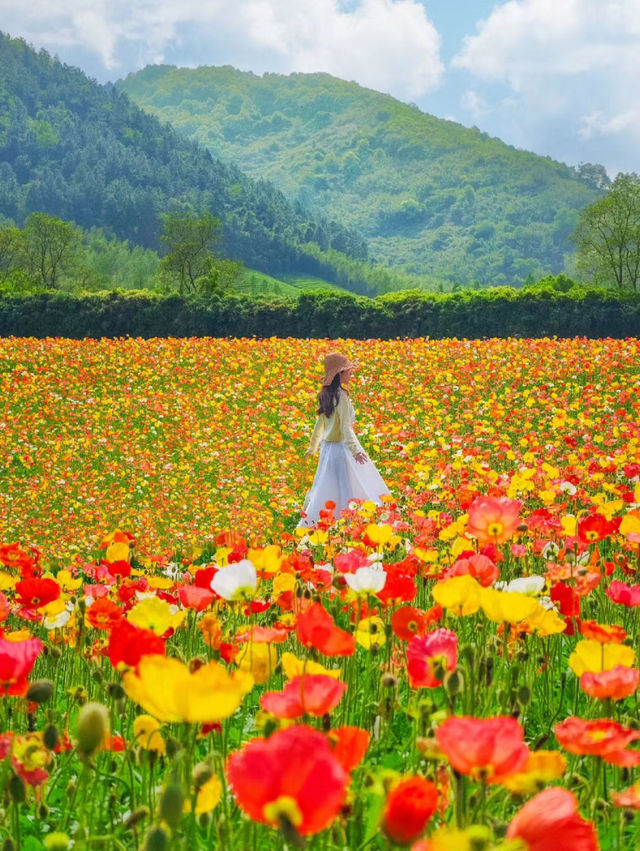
[107,682,125,700]
[49,645,62,659]
[26,679,54,704]
[43,724,59,751]
[460,644,475,667]
[92,668,104,684]
[124,806,149,830]
[517,685,531,706]
[160,781,184,830]
[43,834,72,851]
[381,673,397,689]
[2,839,16,851]
[165,737,182,759]
[144,827,169,851]
[76,701,110,757]
[9,773,26,803]
[192,762,213,790]
[444,669,463,696]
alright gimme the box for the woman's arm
[307,414,325,454]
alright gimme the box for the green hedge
[0,287,639,339]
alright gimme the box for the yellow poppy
[123,656,253,723]
[281,652,341,680]
[127,596,185,636]
[569,639,635,676]
[432,575,482,617]
[133,714,165,754]
[479,588,540,624]
[501,750,567,794]
[356,616,386,649]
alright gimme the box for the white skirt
[296,440,391,528]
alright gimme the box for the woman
[297,351,390,528]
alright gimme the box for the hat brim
[321,360,360,384]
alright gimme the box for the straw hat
[321,351,360,386]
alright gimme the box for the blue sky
[2,0,639,176]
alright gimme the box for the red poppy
[442,553,499,587]
[578,514,612,544]
[580,666,640,701]
[606,580,640,607]
[0,637,43,696]
[326,726,370,772]
[435,716,529,783]
[296,603,355,657]
[104,560,131,579]
[86,598,124,631]
[554,716,640,764]
[0,592,10,624]
[334,549,370,574]
[506,787,599,851]
[226,725,348,836]
[107,620,165,670]
[260,675,347,719]
[0,543,40,578]
[383,776,438,845]
[391,606,427,641]
[194,566,218,589]
[178,585,215,611]
[15,577,60,609]
[407,629,458,689]
[376,571,417,605]
[550,583,581,617]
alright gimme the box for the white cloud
[461,89,489,120]
[0,0,443,98]
[451,0,640,172]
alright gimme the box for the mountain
[118,65,606,287]
[0,34,369,287]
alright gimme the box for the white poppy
[43,603,72,630]
[559,481,577,495]
[211,560,258,601]
[495,576,546,596]
[344,566,387,594]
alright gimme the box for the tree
[572,173,640,291]
[22,212,84,288]
[158,212,242,295]
[0,223,26,283]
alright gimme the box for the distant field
[235,269,350,298]
[2,335,638,559]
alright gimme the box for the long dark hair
[317,372,349,416]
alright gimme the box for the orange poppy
[435,716,529,783]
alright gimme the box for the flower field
[1,335,640,850]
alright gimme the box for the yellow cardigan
[307,390,364,458]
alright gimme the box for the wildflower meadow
[0,335,640,851]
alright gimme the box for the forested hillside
[0,34,369,286]
[119,65,606,286]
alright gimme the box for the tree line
[0,212,243,296]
